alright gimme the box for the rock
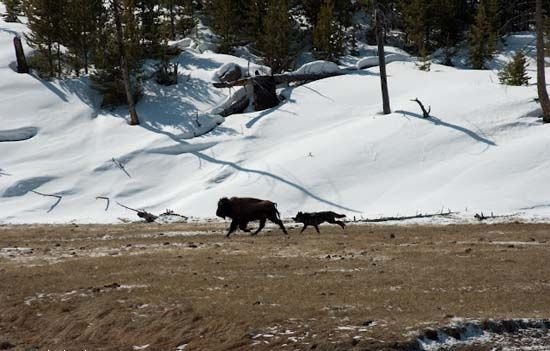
[216,63,242,83]
[0,341,14,350]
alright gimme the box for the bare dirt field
[1,222,549,351]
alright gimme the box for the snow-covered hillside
[1,13,549,223]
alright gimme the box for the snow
[1,14,550,223]
[356,53,410,69]
[292,60,342,75]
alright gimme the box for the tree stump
[252,76,278,111]
[13,37,29,74]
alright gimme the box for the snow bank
[356,53,409,69]
[292,60,342,75]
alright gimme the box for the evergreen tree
[24,0,66,78]
[467,0,497,69]
[312,0,345,61]
[206,0,238,53]
[498,51,529,86]
[92,0,142,112]
[402,0,429,53]
[64,0,105,76]
[258,0,295,73]
[243,0,267,44]
[4,0,21,22]
[416,45,431,72]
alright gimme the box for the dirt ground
[1,222,549,351]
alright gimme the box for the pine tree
[4,0,21,22]
[498,51,529,86]
[402,0,429,53]
[24,0,66,78]
[207,0,238,53]
[468,0,497,69]
[92,0,142,115]
[64,0,105,76]
[243,0,267,43]
[312,0,345,62]
[416,45,431,72]
[258,0,295,73]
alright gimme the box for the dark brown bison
[216,197,288,237]
[292,211,346,233]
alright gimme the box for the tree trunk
[252,76,278,111]
[112,0,140,126]
[13,36,29,74]
[374,2,391,115]
[536,0,550,123]
[169,3,176,40]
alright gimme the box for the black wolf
[292,211,346,233]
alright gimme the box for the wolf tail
[334,213,346,218]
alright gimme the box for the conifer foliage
[498,51,529,86]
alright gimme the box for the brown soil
[1,222,549,351]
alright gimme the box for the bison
[216,197,288,237]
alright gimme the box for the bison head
[216,197,232,219]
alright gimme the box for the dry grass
[1,222,550,350]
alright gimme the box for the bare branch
[112,157,131,178]
[411,98,431,118]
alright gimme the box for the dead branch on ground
[411,98,431,118]
[359,210,457,223]
[112,157,131,178]
[116,201,158,223]
[96,196,110,211]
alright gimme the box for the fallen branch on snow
[116,202,158,223]
[359,210,457,223]
[30,190,62,213]
[112,157,131,178]
[411,98,431,118]
[96,196,111,211]
[474,212,518,221]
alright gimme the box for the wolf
[292,211,346,233]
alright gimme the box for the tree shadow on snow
[137,120,360,213]
[396,110,497,146]
[191,150,362,213]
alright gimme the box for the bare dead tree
[536,0,550,123]
[411,98,431,118]
[111,0,140,126]
[374,0,391,115]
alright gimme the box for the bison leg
[268,214,288,235]
[252,218,266,235]
[300,224,308,233]
[314,225,320,234]
[239,220,251,232]
[226,220,239,237]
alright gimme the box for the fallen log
[212,72,343,89]
[116,202,158,223]
[359,210,457,223]
[213,72,343,113]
